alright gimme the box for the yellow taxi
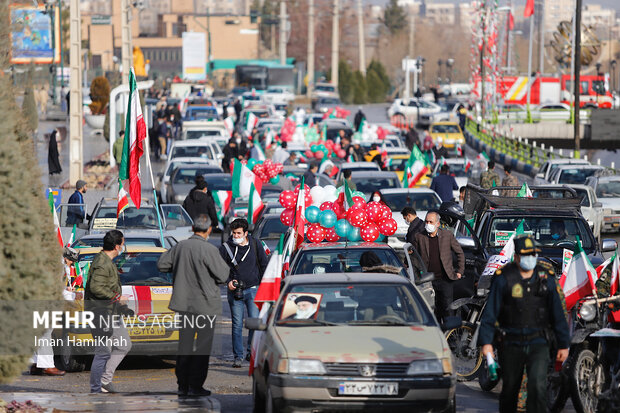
[54,246,177,372]
[364,151,431,187]
[429,122,465,155]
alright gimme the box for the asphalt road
[12,103,607,411]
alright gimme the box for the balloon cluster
[278,185,399,244]
[247,158,284,185]
[304,140,347,160]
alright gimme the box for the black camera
[232,280,245,300]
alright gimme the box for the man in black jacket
[303,162,319,187]
[182,176,218,229]
[219,219,268,368]
[401,207,424,244]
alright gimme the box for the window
[595,181,620,198]
[488,217,593,250]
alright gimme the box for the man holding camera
[219,219,268,368]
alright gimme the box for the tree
[0,2,63,383]
[382,0,407,35]
[366,70,384,103]
[352,70,367,104]
[367,60,391,97]
[338,60,353,104]
[88,76,110,115]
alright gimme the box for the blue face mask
[551,233,560,240]
[519,255,538,271]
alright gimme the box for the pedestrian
[369,191,386,205]
[38,85,48,117]
[283,152,297,166]
[478,234,569,413]
[67,180,88,225]
[405,128,419,151]
[430,164,459,202]
[413,211,465,323]
[458,186,466,207]
[182,176,218,228]
[157,215,229,396]
[65,89,70,115]
[433,137,449,160]
[158,116,169,159]
[457,105,467,131]
[401,207,424,244]
[150,116,162,160]
[353,107,366,131]
[222,138,239,172]
[233,98,243,125]
[480,161,501,189]
[85,230,132,393]
[303,162,319,187]
[352,142,366,161]
[219,219,268,368]
[338,169,357,190]
[48,129,62,176]
[113,130,125,166]
[501,165,520,196]
[273,141,289,164]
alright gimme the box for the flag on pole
[224,116,235,137]
[48,192,64,247]
[456,143,463,157]
[343,179,355,210]
[560,237,598,310]
[517,182,533,198]
[477,151,490,161]
[464,158,473,172]
[245,112,259,136]
[232,159,262,199]
[253,139,266,161]
[67,224,77,246]
[119,68,146,208]
[293,177,306,250]
[509,10,515,30]
[248,182,265,226]
[524,0,535,18]
[596,250,619,296]
[403,145,430,188]
[117,180,130,218]
[254,235,285,310]
[213,190,232,222]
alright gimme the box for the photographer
[219,219,268,368]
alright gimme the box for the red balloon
[307,223,326,243]
[305,150,314,158]
[279,190,296,209]
[378,218,398,236]
[324,227,339,242]
[346,208,368,227]
[320,201,334,211]
[366,201,384,222]
[315,151,324,159]
[360,222,380,242]
[352,196,367,210]
[336,149,346,158]
[294,184,310,195]
[324,140,334,148]
[275,163,284,174]
[333,143,341,151]
[377,204,393,221]
[280,208,295,226]
[263,159,273,168]
[332,201,345,219]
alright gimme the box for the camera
[232,280,246,300]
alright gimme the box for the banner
[10,5,60,64]
[182,32,206,81]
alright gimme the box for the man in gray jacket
[157,215,229,397]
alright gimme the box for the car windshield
[381,192,442,212]
[204,176,233,191]
[92,207,160,230]
[384,158,408,171]
[170,145,214,159]
[352,177,400,196]
[487,217,594,251]
[173,168,223,184]
[79,252,172,286]
[187,108,218,120]
[315,85,335,92]
[573,188,590,206]
[275,283,433,326]
[319,98,340,104]
[257,218,288,239]
[247,110,270,118]
[558,168,601,184]
[434,163,470,177]
[595,181,620,198]
[73,237,162,248]
[291,248,407,278]
[186,130,223,139]
[431,124,460,134]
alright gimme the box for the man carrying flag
[479,234,569,413]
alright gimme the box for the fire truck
[473,74,612,109]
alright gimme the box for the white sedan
[379,188,443,240]
[262,86,295,104]
[387,99,442,126]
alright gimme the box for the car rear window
[558,168,600,184]
[171,145,214,159]
[73,237,162,248]
[431,124,460,134]
[595,181,620,198]
[93,207,159,230]
[381,192,441,212]
[488,217,593,250]
[257,218,288,239]
[291,249,407,278]
[353,178,400,196]
[186,130,224,139]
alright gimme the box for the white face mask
[372,196,381,202]
[519,255,538,271]
[296,308,316,319]
[425,223,437,234]
[232,236,245,245]
[236,138,242,144]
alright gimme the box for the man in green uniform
[479,234,570,413]
[480,161,501,189]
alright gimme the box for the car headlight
[579,303,597,322]
[406,359,443,375]
[280,358,326,375]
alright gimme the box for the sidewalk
[0,392,220,412]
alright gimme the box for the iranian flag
[248,182,265,225]
[456,143,463,157]
[464,158,473,172]
[224,116,235,137]
[517,182,533,198]
[232,159,262,199]
[524,0,535,18]
[253,139,266,161]
[596,250,619,296]
[117,180,130,218]
[67,224,77,246]
[213,190,232,222]
[293,177,306,250]
[403,145,430,188]
[245,112,259,135]
[560,238,598,310]
[48,192,63,247]
[119,68,146,208]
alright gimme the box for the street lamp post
[437,59,443,84]
[446,58,454,84]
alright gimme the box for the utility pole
[307,0,315,97]
[279,1,287,65]
[408,14,415,57]
[574,0,582,158]
[480,1,486,121]
[357,0,366,75]
[59,0,64,89]
[121,0,132,85]
[69,0,83,183]
[331,0,339,87]
[539,0,545,74]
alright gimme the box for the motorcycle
[592,296,620,412]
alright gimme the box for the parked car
[547,165,605,185]
[428,122,465,155]
[164,166,229,204]
[181,120,228,140]
[313,96,341,113]
[247,272,454,412]
[387,99,442,127]
[168,140,222,165]
[534,158,591,185]
[311,82,339,100]
[349,171,403,198]
[380,188,443,240]
[585,175,620,233]
[71,233,178,249]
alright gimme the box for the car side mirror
[602,239,618,253]
[593,202,603,208]
[77,223,89,230]
[416,271,435,285]
[245,318,267,331]
[457,236,476,249]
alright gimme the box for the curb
[465,131,539,178]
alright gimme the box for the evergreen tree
[382,0,407,35]
[366,70,384,103]
[338,60,353,104]
[367,60,391,96]
[352,71,367,104]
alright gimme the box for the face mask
[118,244,126,255]
[551,233,560,240]
[296,308,316,319]
[236,138,241,144]
[425,223,436,234]
[372,196,381,202]
[313,266,326,274]
[519,255,538,271]
[232,236,244,245]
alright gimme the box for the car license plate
[130,326,166,337]
[338,382,398,396]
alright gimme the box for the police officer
[478,234,570,413]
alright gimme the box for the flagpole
[143,125,165,247]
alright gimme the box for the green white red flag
[224,117,234,137]
[596,249,619,296]
[232,159,262,199]
[403,145,430,188]
[245,112,259,135]
[248,182,265,225]
[117,180,130,218]
[213,190,232,222]
[560,237,598,310]
[293,177,306,250]
[464,158,473,172]
[48,192,63,247]
[119,68,146,208]
[517,182,533,198]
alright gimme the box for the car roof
[546,158,590,165]
[380,188,437,194]
[488,208,581,217]
[555,164,602,170]
[297,242,394,251]
[341,162,379,169]
[172,163,223,170]
[431,121,459,126]
[77,246,167,255]
[284,272,408,285]
[350,171,399,179]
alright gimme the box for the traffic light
[250,9,258,23]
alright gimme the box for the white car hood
[599,198,620,213]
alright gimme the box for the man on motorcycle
[478,234,570,413]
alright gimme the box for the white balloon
[322,185,338,202]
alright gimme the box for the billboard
[182,32,206,81]
[10,5,60,64]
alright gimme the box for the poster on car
[280,293,323,320]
